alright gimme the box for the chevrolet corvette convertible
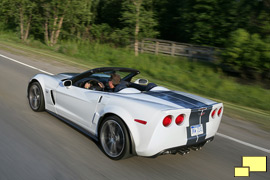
[27,67,223,160]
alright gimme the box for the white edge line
[216,133,270,154]
[0,54,54,75]
[1,53,269,154]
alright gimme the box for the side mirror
[63,80,72,88]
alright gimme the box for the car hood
[53,73,79,81]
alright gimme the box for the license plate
[190,124,203,136]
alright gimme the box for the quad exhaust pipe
[160,139,212,156]
[190,146,202,151]
[162,146,203,156]
[162,148,190,155]
[177,148,190,155]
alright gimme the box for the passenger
[107,73,121,91]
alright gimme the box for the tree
[1,0,36,42]
[62,0,96,40]
[154,0,239,47]
[153,0,186,42]
[179,0,219,45]
[40,0,98,46]
[120,0,158,56]
[95,0,123,28]
[221,29,270,80]
[41,0,71,46]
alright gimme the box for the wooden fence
[138,38,217,61]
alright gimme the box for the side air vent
[51,90,55,105]
[98,96,103,103]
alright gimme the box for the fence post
[155,41,159,55]
[171,43,175,56]
[140,39,144,53]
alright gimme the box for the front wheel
[28,82,45,112]
[99,115,131,160]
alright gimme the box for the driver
[84,80,104,90]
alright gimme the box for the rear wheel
[99,115,131,160]
[28,82,45,112]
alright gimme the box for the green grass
[0,32,269,130]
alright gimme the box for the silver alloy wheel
[29,84,41,110]
[100,120,125,158]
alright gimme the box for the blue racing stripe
[145,91,207,108]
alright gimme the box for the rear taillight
[211,109,217,118]
[218,107,222,116]
[163,115,172,127]
[175,114,185,125]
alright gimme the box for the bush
[89,24,132,47]
[58,41,78,56]
[221,29,270,80]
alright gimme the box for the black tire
[99,115,131,160]
[28,82,45,112]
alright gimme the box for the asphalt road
[0,50,269,180]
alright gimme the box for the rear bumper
[151,136,214,158]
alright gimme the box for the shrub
[58,41,78,56]
[221,28,270,80]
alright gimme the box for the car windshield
[71,67,140,87]
[89,71,132,80]
[90,73,110,78]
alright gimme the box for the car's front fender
[28,74,59,112]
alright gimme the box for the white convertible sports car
[27,67,223,160]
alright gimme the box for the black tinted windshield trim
[71,67,140,83]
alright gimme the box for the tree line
[0,0,269,80]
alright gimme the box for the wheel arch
[97,112,137,156]
[27,79,39,98]
[27,74,53,111]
